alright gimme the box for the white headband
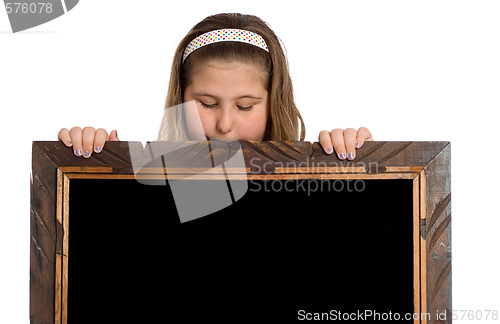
[183,29,269,62]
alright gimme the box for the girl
[58,13,373,160]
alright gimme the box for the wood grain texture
[422,143,452,324]
[30,140,451,324]
[33,141,449,175]
[30,142,59,324]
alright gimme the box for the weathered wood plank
[30,234,54,324]
[34,141,450,174]
[422,143,452,324]
[31,173,57,261]
[30,142,58,324]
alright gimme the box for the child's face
[183,60,269,141]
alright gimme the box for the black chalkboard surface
[67,179,413,323]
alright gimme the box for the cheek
[236,110,268,140]
[184,101,207,140]
[197,108,216,131]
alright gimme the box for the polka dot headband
[183,29,269,62]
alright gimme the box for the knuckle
[335,147,346,155]
[83,126,96,133]
[319,130,330,138]
[331,128,344,135]
[333,144,343,151]
[70,126,82,133]
[58,128,68,138]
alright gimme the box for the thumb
[109,129,120,141]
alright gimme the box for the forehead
[188,60,268,93]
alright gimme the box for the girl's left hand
[318,127,374,160]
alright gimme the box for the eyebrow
[192,92,263,100]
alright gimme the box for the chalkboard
[31,141,451,324]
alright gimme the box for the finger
[343,128,357,160]
[330,128,346,160]
[81,126,96,158]
[58,128,72,147]
[355,127,374,148]
[94,128,109,153]
[109,129,120,141]
[318,130,334,154]
[69,126,83,156]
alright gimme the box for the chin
[205,133,263,141]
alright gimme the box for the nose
[215,106,234,136]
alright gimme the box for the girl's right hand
[58,127,120,158]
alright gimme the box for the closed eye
[237,105,253,111]
[200,101,217,109]
[200,101,254,111]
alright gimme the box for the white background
[1,1,499,323]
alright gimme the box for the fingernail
[95,146,102,153]
[348,152,355,160]
[75,148,82,156]
[66,140,72,146]
[356,142,361,148]
[339,153,346,160]
[326,147,333,154]
[83,151,91,158]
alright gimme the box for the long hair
[157,13,305,141]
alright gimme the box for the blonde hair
[157,13,305,141]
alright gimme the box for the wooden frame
[30,140,451,323]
